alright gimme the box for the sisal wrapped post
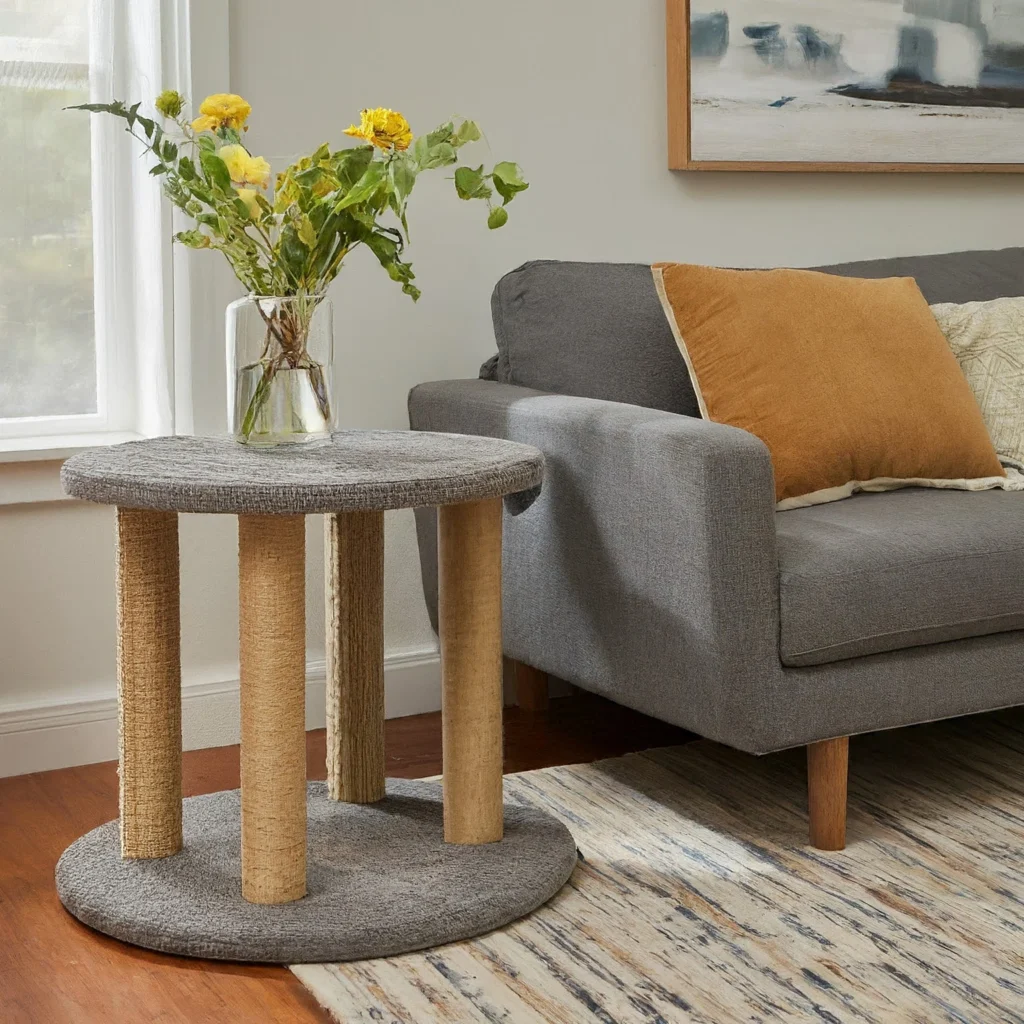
[116,507,182,859]
[238,513,307,904]
[325,511,386,803]
[438,498,504,844]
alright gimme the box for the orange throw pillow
[652,263,1006,508]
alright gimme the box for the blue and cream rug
[293,710,1024,1023]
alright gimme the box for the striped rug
[293,709,1024,1023]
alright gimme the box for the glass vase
[226,294,334,446]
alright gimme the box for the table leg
[238,514,307,904]
[325,511,386,803]
[116,508,182,859]
[438,498,504,844]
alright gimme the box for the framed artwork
[667,0,1024,171]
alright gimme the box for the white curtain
[89,0,191,438]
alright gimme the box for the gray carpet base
[55,779,578,964]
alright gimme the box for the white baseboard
[0,645,440,779]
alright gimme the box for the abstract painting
[667,0,1024,169]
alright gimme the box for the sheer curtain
[90,0,191,439]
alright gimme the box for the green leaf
[491,161,529,205]
[487,206,509,229]
[417,142,456,171]
[333,160,386,212]
[424,122,455,147]
[177,156,196,180]
[390,154,416,202]
[333,146,374,189]
[277,227,309,285]
[365,231,420,300]
[454,164,492,201]
[298,214,317,248]
[174,229,210,249]
[161,139,178,162]
[200,151,232,193]
[65,101,129,116]
[294,164,324,187]
[455,120,482,146]
[197,135,217,153]
[149,163,168,176]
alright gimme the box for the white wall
[2,0,1024,775]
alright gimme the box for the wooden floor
[0,693,693,1024]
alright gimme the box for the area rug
[293,710,1024,1023]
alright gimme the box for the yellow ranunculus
[191,93,251,133]
[235,188,261,219]
[343,108,413,151]
[219,144,271,188]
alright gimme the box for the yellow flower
[344,108,413,151]
[235,188,261,219]
[218,144,271,188]
[191,93,251,133]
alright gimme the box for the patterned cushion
[931,297,1024,472]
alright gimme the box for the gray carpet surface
[55,779,577,963]
[60,430,544,514]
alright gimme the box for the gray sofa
[409,248,1024,849]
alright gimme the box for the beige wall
[2,0,1024,769]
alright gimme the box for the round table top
[60,431,544,515]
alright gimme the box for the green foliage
[69,100,529,303]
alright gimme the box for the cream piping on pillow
[651,265,710,420]
[776,468,1024,511]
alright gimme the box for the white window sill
[0,431,143,506]
[0,430,143,464]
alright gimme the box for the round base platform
[55,779,578,963]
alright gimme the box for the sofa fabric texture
[409,379,1024,753]
[777,488,1024,666]
[652,263,1007,506]
[484,249,1024,418]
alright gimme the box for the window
[0,0,191,452]
[0,2,96,428]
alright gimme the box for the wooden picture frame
[666,0,1024,172]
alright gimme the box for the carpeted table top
[60,430,544,514]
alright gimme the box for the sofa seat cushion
[777,488,1024,666]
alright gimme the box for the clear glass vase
[226,294,334,446]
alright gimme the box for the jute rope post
[238,513,307,904]
[438,498,504,844]
[325,511,386,803]
[116,507,182,859]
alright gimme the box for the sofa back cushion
[487,249,1024,414]
[489,260,700,415]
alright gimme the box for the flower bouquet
[72,92,528,444]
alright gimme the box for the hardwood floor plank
[0,692,692,1023]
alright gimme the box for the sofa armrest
[408,378,783,750]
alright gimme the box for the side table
[54,431,576,963]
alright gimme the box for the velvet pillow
[652,263,1011,509]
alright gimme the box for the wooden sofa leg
[807,736,849,851]
[508,658,549,712]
